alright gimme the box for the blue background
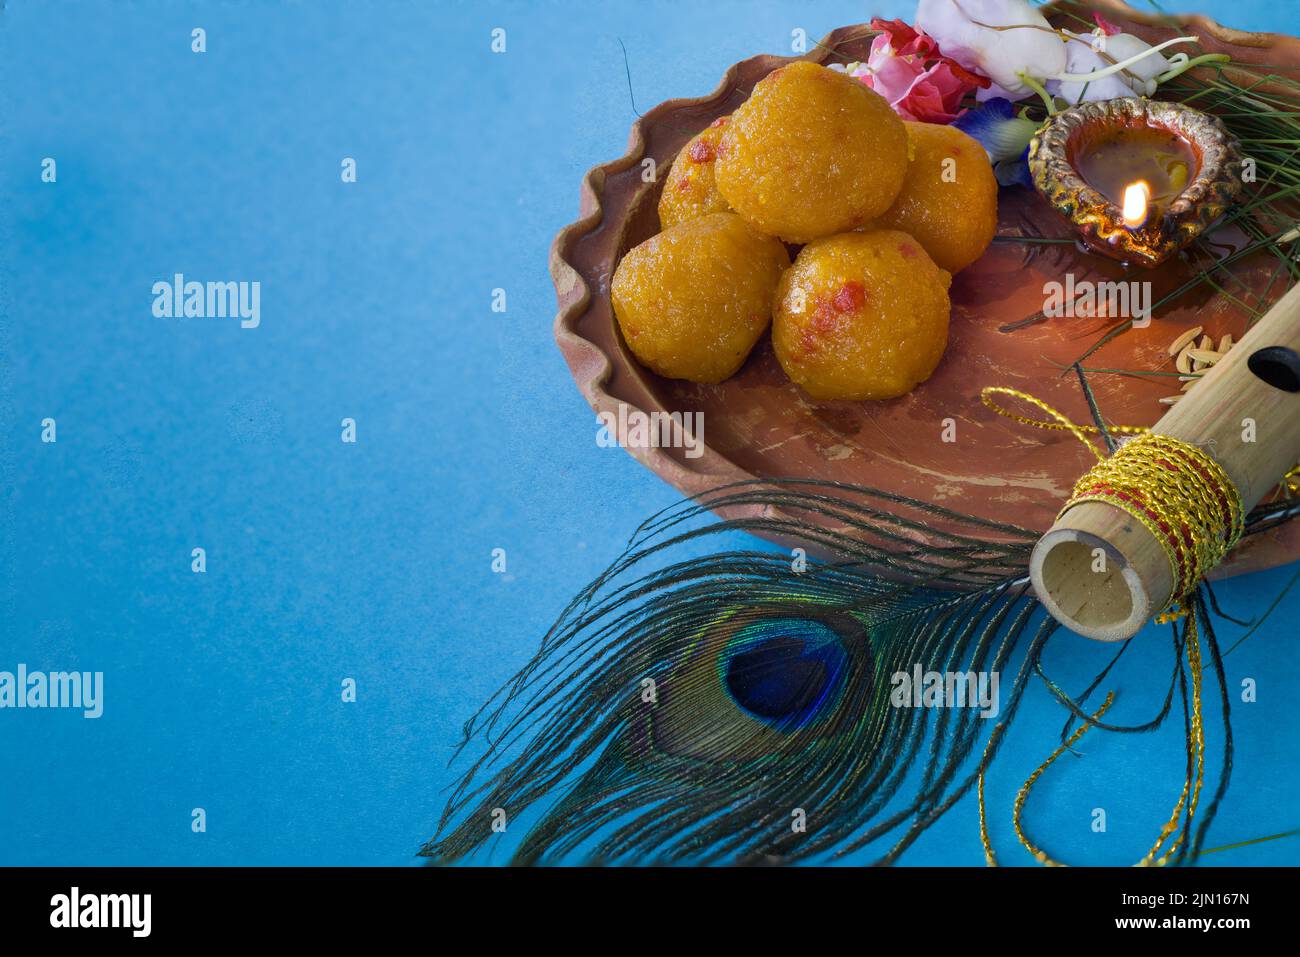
[1,0,1295,866]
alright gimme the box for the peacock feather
[423,480,1293,866]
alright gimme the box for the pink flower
[869,17,936,58]
[843,17,990,124]
[1092,12,1122,37]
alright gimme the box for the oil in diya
[1074,125,1194,227]
[1028,98,1245,268]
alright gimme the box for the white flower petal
[1052,31,1139,104]
[977,81,1034,103]
[1105,32,1172,85]
[915,0,1066,94]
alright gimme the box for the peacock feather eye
[718,617,859,731]
[637,607,876,767]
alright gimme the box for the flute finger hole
[1246,346,1300,393]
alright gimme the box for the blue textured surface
[0,0,1295,866]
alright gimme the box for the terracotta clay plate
[551,0,1300,583]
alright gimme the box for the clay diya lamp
[1028,98,1244,268]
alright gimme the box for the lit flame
[1122,181,1151,228]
